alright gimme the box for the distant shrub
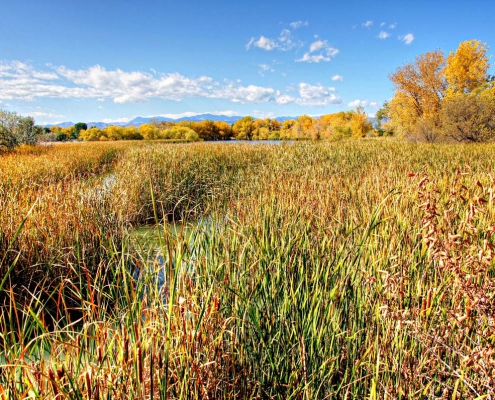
[0,109,40,151]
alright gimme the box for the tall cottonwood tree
[388,39,495,141]
[388,50,446,136]
[444,39,490,96]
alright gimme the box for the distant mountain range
[43,113,297,129]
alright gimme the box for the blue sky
[1,0,494,124]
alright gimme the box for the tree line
[382,39,495,142]
[1,107,376,150]
[56,107,374,142]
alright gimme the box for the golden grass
[1,139,495,398]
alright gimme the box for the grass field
[1,140,495,399]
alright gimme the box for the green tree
[74,122,88,139]
[375,102,389,135]
[0,110,39,150]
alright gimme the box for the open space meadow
[1,140,495,398]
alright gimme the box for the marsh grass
[1,140,495,398]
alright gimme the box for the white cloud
[258,63,275,76]
[363,21,373,28]
[246,29,299,51]
[331,75,343,81]
[252,110,277,118]
[309,40,328,53]
[245,38,256,50]
[0,61,343,108]
[278,29,298,50]
[400,33,414,45]
[156,110,240,119]
[213,84,277,103]
[347,99,378,108]
[380,22,386,27]
[247,36,278,51]
[296,40,339,63]
[389,23,397,29]
[289,21,309,29]
[295,83,341,107]
[26,111,65,119]
[275,94,296,105]
[378,31,390,39]
[102,117,132,123]
[296,54,329,63]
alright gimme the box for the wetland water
[131,217,218,298]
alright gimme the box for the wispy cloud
[155,110,240,119]
[331,75,343,81]
[246,36,277,51]
[362,20,373,28]
[347,99,378,108]
[102,117,132,123]
[399,33,414,45]
[26,111,65,119]
[389,23,397,29]
[251,110,277,118]
[246,29,299,51]
[258,63,275,76]
[378,31,390,39]
[289,21,309,29]
[296,40,339,63]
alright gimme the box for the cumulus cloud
[363,20,373,28]
[0,61,341,108]
[378,31,390,39]
[331,75,343,81]
[295,83,341,107]
[246,29,299,51]
[213,84,277,103]
[289,21,309,29]
[347,99,378,108]
[296,40,339,63]
[400,33,414,45]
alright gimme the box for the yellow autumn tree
[387,39,495,139]
[138,123,159,140]
[388,50,446,137]
[349,107,373,138]
[444,39,490,96]
[214,121,232,140]
[232,116,254,140]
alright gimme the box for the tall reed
[2,140,495,398]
